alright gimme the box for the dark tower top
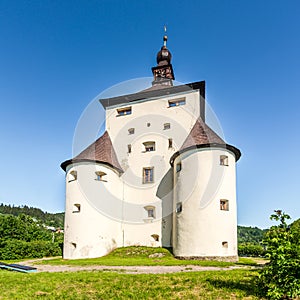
[152,35,175,87]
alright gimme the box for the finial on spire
[163,25,167,47]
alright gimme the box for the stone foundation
[175,255,238,262]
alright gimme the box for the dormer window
[143,141,155,152]
[68,170,77,182]
[95,171,107,182]
[117,106,132,116]
[220,155,229,166]
[168,98,186,107]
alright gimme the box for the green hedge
[238,243,266,257]
[0,239,62,260]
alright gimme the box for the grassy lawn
[0,269,263,299]
[33,247,258,267]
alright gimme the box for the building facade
[61,35,241,261]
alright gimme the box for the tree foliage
[259,210,300,299]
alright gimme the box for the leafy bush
[238,243,265,257]
[259,210,300,299]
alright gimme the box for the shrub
[238,243,265,257]
[259,210,300,299]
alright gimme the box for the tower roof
[61,131,123,173]
[170,119,241,165]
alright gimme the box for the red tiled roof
[170,119,241,165]
[61,131,123,172]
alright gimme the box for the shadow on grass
[205,273,263,298]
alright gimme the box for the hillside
[0,203,64,229]
[237,226,267,244]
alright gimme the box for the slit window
[128,144,132,153]
[73,203,81,213]
[176,162,182,173]
[222,241,228,248]
[176,202,182,213]
[220,155,229,166]
[143,167,154,183]
[95,171,107,182]
[168,98,186,107]
[117,106,132,116]
[220,199,229,211]
[128,128,135,135]
[68,170,77,182]
[168,138,173,149]
[164,123,170,130]
[143,141,155,152]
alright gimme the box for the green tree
[259,210,300,299]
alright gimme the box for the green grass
[35,247,236,267]
[0,269,264,299]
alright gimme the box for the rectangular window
[143,141,155,152]
[143,167,154,183]
[220,155,229,166]
[128,144,132,153]
[168,98,186,107]
[164,123,170,130]
[176,162,182,173]
[144,206,155,219]
[220,199,229,211]
[176,202,182,213]
[117,106,132,116]
[73,203,81,213]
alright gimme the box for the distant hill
[237,225,267,244]
[0,203,64,229]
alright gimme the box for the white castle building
[61,35,241,261]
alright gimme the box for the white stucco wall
[172,148,238,259]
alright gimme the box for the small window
[176,202,182,213]
[220,155,229,166]
[168,98,186,107]
[143,141,155,152]
[128,128,135,135]
[176,162,182,173]
[143,167,154,183]
[145,206,155,218]
[147,123,151,127]
[71,242,77,249]
[73,203,81,213]
[222,241,228,248]
[95,171,107,182]
[128,144,132,153]
[117,106,132,116]
[168,138,173,149]
[220,199,229,211]
[68,170,77,182]
[164,123,171,130]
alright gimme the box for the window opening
[144,206,155,218]
[95,171,107,182]
[176,202,182,213]
[222,241,228,248]
[128,144,132,153]
[73,204,81,213]
[168,138,173,149]
[128,128,135,135]
[147,123,151,127]
[168,98,186,107]
[220,155,229,166]
[143,141,155,152]
[220,199,229,211]
[151,234,159,242]
[68,170,77,182]
[143,167,154,183]
[117,106,132,116]
[164,123,171,130]
[176,162,182,172]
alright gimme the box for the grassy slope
[0,269,263,299]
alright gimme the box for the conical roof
[170,119,241,165]
[61,131,123,172]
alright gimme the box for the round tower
[170,119,241,261]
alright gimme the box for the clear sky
[0,0,299,228]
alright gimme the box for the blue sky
[0,0,299,228]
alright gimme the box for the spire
[151,27,175,87]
